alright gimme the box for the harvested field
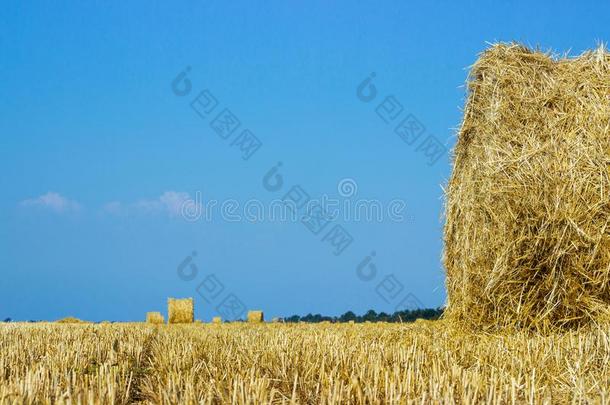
[0,322,608,404]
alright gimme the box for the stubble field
[0,321,609,404]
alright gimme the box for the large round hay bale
[444,43,610,331]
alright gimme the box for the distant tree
[302,313,326,323]
[285,315,301,323]
[301,313,313,322]
[3,318,11,323]
[339,311,357,322]
[363,310,377,322]
[377,312,390,322]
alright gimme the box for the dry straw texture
[2,322,609,403]
[212,316,222,324]
[146,312,164,324]
[444,43,610,332]
[167,298,194,324]
[247,310,264,323]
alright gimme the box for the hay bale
[444,43,610,331]
[146,312,164,324]
[167,298,194,324]
[56,317,88,324]
[415,318,433,325]
[247,310,264,323]
[212,316,222,324]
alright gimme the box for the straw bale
[168,298,194,324]
[146,312,165,324]
[444,43,610,331]
[247,310,264,323]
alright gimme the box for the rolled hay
[146,312,164,324]
[167,298,194,324]
[247,310,264,323]
[212,316,222,324]
[444,43,610,332]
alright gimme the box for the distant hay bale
[167,298,194,324]
[212,316,222,324]
[444,43,610,332]
[56,317,88,324]
[247,310,264,323]
[415,318,433,325]
[146,312,164,324]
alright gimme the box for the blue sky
[1,1,608,321]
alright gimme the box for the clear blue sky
[1,1,608,321]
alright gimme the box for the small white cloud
[20,192,81,214]
[158,191,191,217]
[104,191,197,219]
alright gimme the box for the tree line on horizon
[283,308,443,323]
